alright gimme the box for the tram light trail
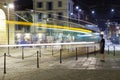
[6,20,92,33]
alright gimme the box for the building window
[38,13,43,20]
[47,13,53,18]
[25,27,30,33]
[46,2,53,10]
[37,2,43,8]
[15,25,22,30]
[57,12,63,20]
[58,1,62,7]
[68,3,70,11]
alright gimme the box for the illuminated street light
[79,9,82,12]
[70,13,73,16]
[76,6,79,10]
[75,6,80,23]
[111,9,114,12]
[92,10,95,14]
[8,3,14,9]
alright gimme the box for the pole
[39,46,41,57]
[4,53,6,74]
[87,47,89,58]
[68,47,69,54]
[76,48,78,60]
[113,46,115,56]
[94,46,96,55]
[33,0,36,33]
[52,45,53,56]
[60,49,62,63]
[37,51,39,68]
[7,5,10,56]
[22,47,24,60]
[108,45,109,54]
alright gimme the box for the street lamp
[75,6,80,23]
[91,10,95,14]
[111,9,115,12]
[4,3,14,55]
[75,6,79,10]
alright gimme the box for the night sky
[15,0,120,30]
[15,0,33,10]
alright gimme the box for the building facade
[14,0,74,44]
[34,0,74,21]
[0,0,15,44]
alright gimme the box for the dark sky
[15,0,120,30]
[15,0,33,10]
[15,0,77,10]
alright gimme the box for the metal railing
[0,42,99,74]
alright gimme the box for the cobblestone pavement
[0,47,120,80]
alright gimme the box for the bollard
[108,45,110,55]
[39,46,41,57]
[37,51,39,68]
[52,45,53,56]
[60,49,62,63]
[76,48,78,60]
[87,47,89,58]
[22,47,24,60]
[68,47,69,54]
[4,53,6,74]
[61,45,63,49]
[113,46,115,56]
[94,46,96,56]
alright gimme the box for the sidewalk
[0,49,120,80]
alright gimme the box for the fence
[105,45,120,56]
[0,42,99,74]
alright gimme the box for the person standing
[100,34,105,62]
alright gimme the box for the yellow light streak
[6,20,92,33]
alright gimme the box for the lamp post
[75,6,79,23]
[4,3,14,55]
[75,6,82,24]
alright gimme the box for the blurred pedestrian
[100,34,105,62]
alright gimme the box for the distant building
[34,0,74,22]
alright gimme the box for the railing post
[68,47,69,54]
[108,45,109,55]
[37,51,39,68]
[60,49,62,63]
[76,48,78,60]
[4,53,6,74]
[39,46,41,57]
[94,46,96,56]
[87,47,89,58]
[22,47,24,60]
[113,46,115,56]
[52,45,53,56]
